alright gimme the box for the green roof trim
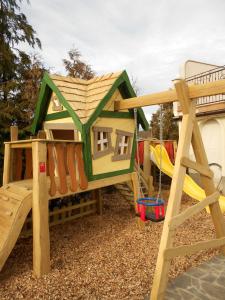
[99,111,133,119]
[85,70,148,132]
[31,72,83,134]
[45,111,70,121]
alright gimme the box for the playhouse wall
[91,117,135,175]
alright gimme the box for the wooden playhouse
[0,70,148,277]
[32,71,148,181]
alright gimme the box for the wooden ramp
[0,184,32,271]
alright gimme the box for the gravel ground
[0,189,220,299]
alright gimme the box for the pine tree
[0,0,43,182]
[150,104,178,140]
[0,0,41,128]
[63,48,95,80]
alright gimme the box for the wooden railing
[3,139,88,197]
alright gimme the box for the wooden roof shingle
[50,71,123,124]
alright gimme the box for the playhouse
[32,71,148,181]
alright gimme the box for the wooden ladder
[150,80,225,300]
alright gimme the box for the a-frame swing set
[115,78,225,299]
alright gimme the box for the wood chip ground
[0,189,220,299]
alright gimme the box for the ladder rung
[169,191,219,230]
[164,236,225,260]
[181,156,213,178]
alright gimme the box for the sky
[21,0,225,122]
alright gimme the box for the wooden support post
[148,176,154,196]
[32,141,50,277]
[3,143,11,185]
[10,125,18,181]
[10,126,18,141]
[143,139,151,178]
[95,189,103,215]
[131,172,139,213]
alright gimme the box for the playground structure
[1,69,225,299]
[0,71,150,276]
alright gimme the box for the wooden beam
[32,141,50,277]
[115,89,176,110]
[181,156,213,178]
[169,191,220,230]
[10,143,32,149]
[115,78,225,110]
[164,237,225,260]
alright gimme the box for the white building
[173,60,225,193]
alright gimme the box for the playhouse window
[112,130,133,161]
[93,126,113,159]
[52,95,63,111]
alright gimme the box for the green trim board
[45,111,70,121]
[99,111,133,119]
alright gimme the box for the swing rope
[134,108,144,199]
[134,104,163,201]
[157,104,163,202]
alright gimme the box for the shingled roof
[50,71,123,124]
[31,70,148,134]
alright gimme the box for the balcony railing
[186,65,225,106]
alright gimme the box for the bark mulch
[0,189,219,299]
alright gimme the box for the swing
[134,105,165,223]
[137,197,165,222]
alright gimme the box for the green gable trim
[31,72,83,134]
[99,111,133,119]
[31,81,52,134]
[45,111,70,121]
[137,108,149,131]
[118,71,149,131]
[85,73,126,132]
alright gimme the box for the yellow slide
[150,145,225,213]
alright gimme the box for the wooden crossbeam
[169,191,220,230]
[164,237,225,260]
[181,156,213,178]
[115,78,225,110]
